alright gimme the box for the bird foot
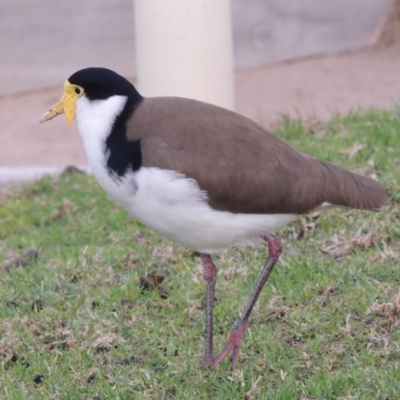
[204,321,247,371]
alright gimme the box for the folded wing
[127,97,390,214]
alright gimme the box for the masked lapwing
[40,67,389,370]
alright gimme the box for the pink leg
[209,234,282,370]
[200,254,217,368]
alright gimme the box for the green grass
[0,107,399,399]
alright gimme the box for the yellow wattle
[62,81,78,126]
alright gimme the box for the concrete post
[134,0,235,110]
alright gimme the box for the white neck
[75,94,127,149]
[75,94,128,189]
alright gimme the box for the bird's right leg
[200,253,217,368]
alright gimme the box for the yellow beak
[40,81,79,126]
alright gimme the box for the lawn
[0,107,399,399]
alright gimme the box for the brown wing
[127,97,389,214]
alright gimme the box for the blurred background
[1,0,400,183]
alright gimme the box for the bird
[40,67,390,371]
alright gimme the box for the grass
[0,107,399,399]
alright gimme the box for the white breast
[123,167,298,253]
[75,95,298,253]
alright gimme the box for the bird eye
[75,87,81,95]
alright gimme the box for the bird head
[40,67,140,126]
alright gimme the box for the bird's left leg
[200,253,217,368]
[209,234,282,370]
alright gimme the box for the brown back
[127,97,390,214]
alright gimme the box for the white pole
[134,0,235,110]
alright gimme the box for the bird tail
[321,161,390,210]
